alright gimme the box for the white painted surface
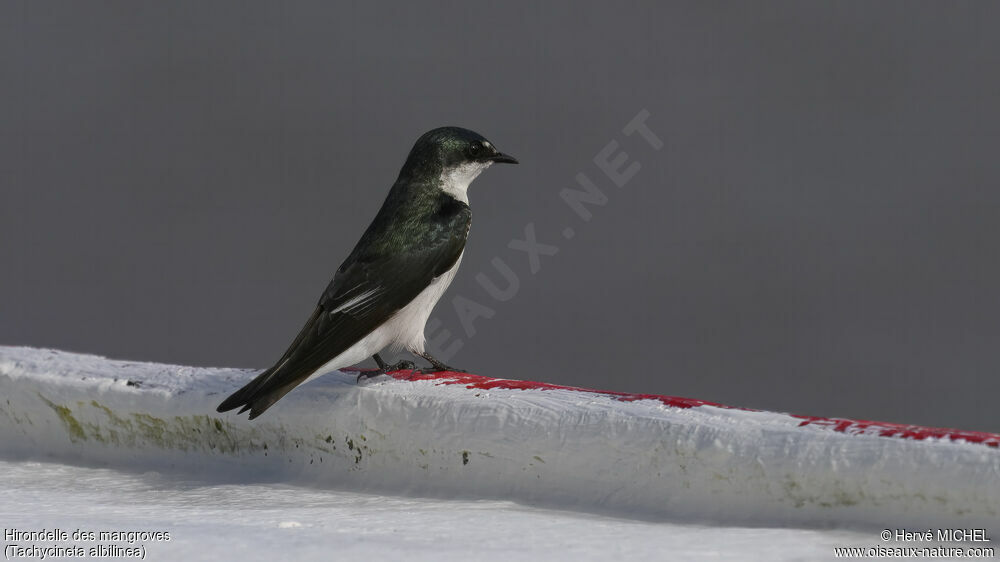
[0,459,871,561]
[1,346,998,536]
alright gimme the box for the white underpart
[382,250,464,354]
[438,161,491,204]
[304,251,464,383]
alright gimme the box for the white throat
[439,161,491,204]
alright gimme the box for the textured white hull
[2,346,998,529]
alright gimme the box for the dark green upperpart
[396,126,517,183]
[362,126,516,260]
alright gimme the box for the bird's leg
[412,351,466,374]
[356,353,416,383]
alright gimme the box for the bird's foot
[410,351,467,375]
[415,364,467,375]
[356,360,416,383]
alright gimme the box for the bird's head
[398,126,517,202]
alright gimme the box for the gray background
[2,2,998,431]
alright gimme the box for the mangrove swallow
[217,127,518,419]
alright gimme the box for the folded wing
[217,198,470,419]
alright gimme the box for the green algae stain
[37,395,86,442]
[80,400,260,456]
[34,396,347,463]
[90,400,132,428]
[462,451,470,465]
[338,435,369,466]
[56,406,86,441]
[309,434,335,454]
[778,474,863,510]
[131,413,170,447]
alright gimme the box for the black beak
[489,152,519,164]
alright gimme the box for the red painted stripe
[790,415,999,448]
[387,370,726,409]
[367,369,1000,449]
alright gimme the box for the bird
[217,127,518,419]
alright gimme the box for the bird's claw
[356,360,416,383]
[415,366,466,375]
